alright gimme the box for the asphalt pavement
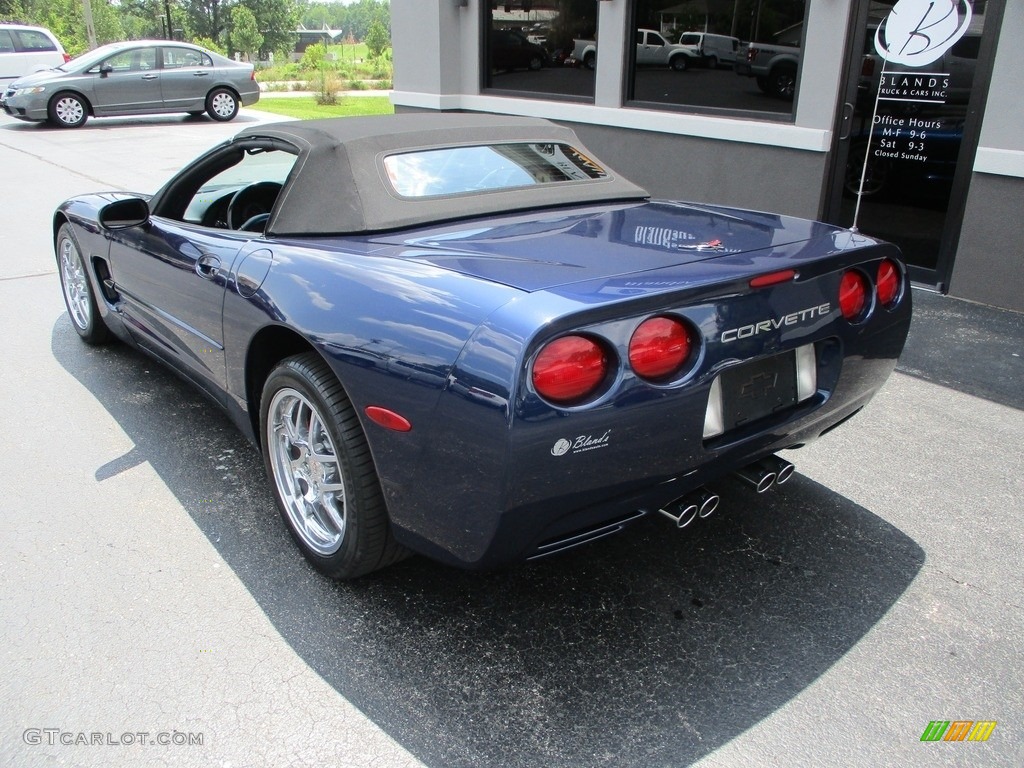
[0,107,1021,768]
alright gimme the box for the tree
[183,0,228,46]
[231,4,263,60]
[0,0,26,22]
[364,18,388,59]
[23,0,124,55]
[238,0,298,57]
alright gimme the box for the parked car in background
[0,23,69,86]
[1,39,258,128]
[735,22,801,100]
[53,113,911,579]
[490,29,549,72]
[677,31,741,68]
[574,29,699,71]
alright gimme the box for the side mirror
[99,63,113,77]
[99,197,150,230]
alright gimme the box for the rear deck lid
[376,201,846,292]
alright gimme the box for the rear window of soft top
[382,142,608,199]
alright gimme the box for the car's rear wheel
[48,92,88,128]
[205,87,239,121]
[670,55,688,72]
[768,66,796,100]
[528,55,543,70]
[56,223,109,344]
[260,353,407,579]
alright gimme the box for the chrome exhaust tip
[657,487,720,528]
[760,455,796,485]
[734,463,777,493]
[695,489,720,518]
[658,501,699,529]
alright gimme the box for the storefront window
[483,1,598,101]
[629,0,807,116]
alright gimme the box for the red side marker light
[365,406,412,432]
[750,269,797,288]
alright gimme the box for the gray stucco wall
[950,174,1024,311]
[949,2,1024,312]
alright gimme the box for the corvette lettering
[721,303,832,343]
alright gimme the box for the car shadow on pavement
[0,112,265,132]
[52,319,924,768]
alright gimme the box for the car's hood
[373,200,849,293]
[8,68,67,88]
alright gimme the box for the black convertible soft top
[233,113,649,236]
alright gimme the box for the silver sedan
[0,39,259,128]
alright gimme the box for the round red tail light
[629,316,693,381]
[876,259,901,308]
[532,335,608,404]
[839,269,870,321]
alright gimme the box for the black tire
[755,75,769,93]
[260,353,407,579]
[584,52,595,70]
[670,55,688,72]
[56,223,110,344]
[47,91,88,128]
[707,55,719,69]
[205,87,239,122]
[768,66,796,100]
[528,55,543,71]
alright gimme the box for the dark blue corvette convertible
[54,114,911,578]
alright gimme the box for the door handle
[196,254,221,279]
[838,102,855,141]
[192,71,209,76]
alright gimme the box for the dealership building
[390,1,1022,312]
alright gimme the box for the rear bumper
[391,307,911,571]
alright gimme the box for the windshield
[59,43,135,72]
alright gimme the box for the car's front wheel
[670,55,689,72]
[205,87,239,121]
[260,353,407,579]
[48,92,88,128]
[56,223,109,344]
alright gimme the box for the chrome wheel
[267,387,347,556]
[260,353,407,578]
[59,235,91,331]
[55,223,109,344]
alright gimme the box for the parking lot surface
[0,108,1021,767]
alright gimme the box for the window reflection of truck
[573,29,698,71]
[677,32,741,69]
[734,22,802,100]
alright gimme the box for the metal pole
[164,0,174,41]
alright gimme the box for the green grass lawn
[248,96,394,120]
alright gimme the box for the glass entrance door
[824,1,999,288]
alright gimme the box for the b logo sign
[874,0,973,67]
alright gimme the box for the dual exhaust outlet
[656,455,795,529]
